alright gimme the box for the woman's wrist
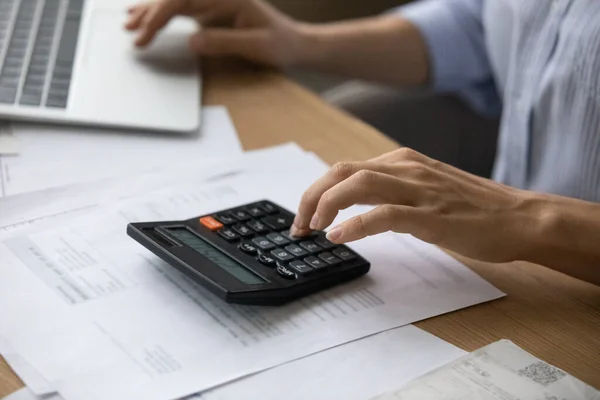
[287,16,429,85]
[494,191,549,264]
[288,22,328,69]
[513,192,600,284]
[514,193,558,263]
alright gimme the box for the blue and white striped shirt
[397,0,600,202]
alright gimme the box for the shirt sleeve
[391,0,501,116]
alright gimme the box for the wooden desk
[2,60,599,397]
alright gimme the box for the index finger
[134,0,191,46]
[291,161,391,236]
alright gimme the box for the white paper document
[0,106,242,197]
[200,325,467,400]
[0,337,52,395]
[3,326,466,400]
[0,144,313,396]
[0,143,306,235]
[2,388,42,400]
[0,126,19,155]
[371,339,600,400]
[0,161,504,400]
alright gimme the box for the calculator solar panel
[127,200,371,305]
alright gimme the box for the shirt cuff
[391,1,479,92]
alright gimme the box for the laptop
[0,0,201,133]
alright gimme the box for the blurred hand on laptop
[125,0,427,85]
[125,0,305,67]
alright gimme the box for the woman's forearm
[292,15,430,86]
[522,194,600,285]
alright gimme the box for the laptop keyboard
[0,0,84,108]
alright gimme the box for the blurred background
[264,0,499,179]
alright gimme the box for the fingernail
[326,226,342,243]
[309,214,319,230]
[290,225,300,237]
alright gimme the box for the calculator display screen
[166,227,266,285]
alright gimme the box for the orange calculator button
[199,216,223,231]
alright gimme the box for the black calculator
[127,201,370,305]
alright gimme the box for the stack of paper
[0,106,243,197]
[371,340,600,399]
[0,109,504,400]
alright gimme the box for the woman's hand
[125,0,306,67]
[291,148,544,264]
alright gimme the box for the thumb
[189,29,268,61]
[326,205,432,244]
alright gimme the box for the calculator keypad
[266,232,289,246]
[262,214,293,230]
[285,244,308,257]
[233,224,253,237]
[214,213,236,225]
[239,242,258,255]
[276,263,297,280]
[252,236,275,250]
[131,200,369,305]
[230,209,251,221]
[207,202,359,281]
[289,260,313,275]
[271,248,294,262]
[314,236,335,249]
[247,205,265,217]
[218,228,239,241]
[319,252,341,265]
[333,247,356,261]
[304,256,328,270]
[257,201,278,214]
[299,241,321,253]
[258,253,277,267]
[199,216,223,231]
[280,230,301,242]
[247,219,269,233]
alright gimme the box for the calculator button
[276,263,297,280]
[258,253,277,267]
[252,237,275,250]
[319,252,342,265]
[289,260,313,276]
[314,236,335,249]
[218,228,239,241]
[271,248,294,262]
[285,244,308,257]
[229,209,251,221]
[266,232,290,246]
[214,213,236,225]
[247,205,265,217]
[304,256,328,270]
[299,241,322,253]
[261,214,293,230]
[239,242,258,255]
[333,247,357,261]
[247,220,269,233]
[199,216,223,231]
[281,230,303,242]
[258,201,278,214]
[232,224,253,237]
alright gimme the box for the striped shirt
[397,0,600,202]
